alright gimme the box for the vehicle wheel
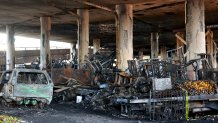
[38,102,45,109]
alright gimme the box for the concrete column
[115,4,133,71]
[40,17,51,70]
[207,29,213,56]
[186,0,205,61]
[186,0,205,80]
[6,25,15,70]
[70,42,76,61]
[160,46,167,60]
[151,32,159,59]
[176,32,184,59]
[138,48,144,60]
[93,38,100,54]
[77,9,89,66]
[206,29,217,68]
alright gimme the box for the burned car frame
[0,69,53,106]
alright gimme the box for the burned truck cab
[0,69,53,106]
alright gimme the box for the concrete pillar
[206,29,217,68]
[6,25,15,70]
[207,29,213,57]
[93,38,100,54]
[186,0,205,80]
[186,0,205,61]
[115,4,133,71]
[151,32,159,59]
[160,46,167,60]
[40,17,51,70]
[138,48,144,60]
[176,32,184,59]
[70,42,76,61]
[77,9,89,66]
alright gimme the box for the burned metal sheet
[152,78,172,91]
[13,84,53,103]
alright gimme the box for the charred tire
[38,102,45,109]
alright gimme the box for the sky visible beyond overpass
[0,33,71,51]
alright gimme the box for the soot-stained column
[6,25,15,70]
[77,9,89,66]
[151,32,159,59]
[93,38,100,54]
[186,0,205,80]
[115,4,133,71]
[40,17,51,70]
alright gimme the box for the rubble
[53,76,85,102]
[51,53,218,122]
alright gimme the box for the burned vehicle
[0,69,53,106]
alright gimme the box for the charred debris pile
[53,52,218,121]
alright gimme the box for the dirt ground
[0,102,145,123]
[0,102,217,123]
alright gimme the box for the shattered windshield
[17,72,48,84]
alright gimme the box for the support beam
[207,29,213,56]
[52,4,79,19]
[77,9,89,66]
[186,0,205,80]
[74,0,157,26]
[176,32,185,61]
[138,48,144,60]
[151,32,159,59]
[160,46,167,60]
[6,25,15,70]
[75,0,113,12]
[40,17,51,70]
[116,4,133,71]
[206,29,217,68]
[93,39,100,54]
[205,30,210,37]
[175,33,186,45]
